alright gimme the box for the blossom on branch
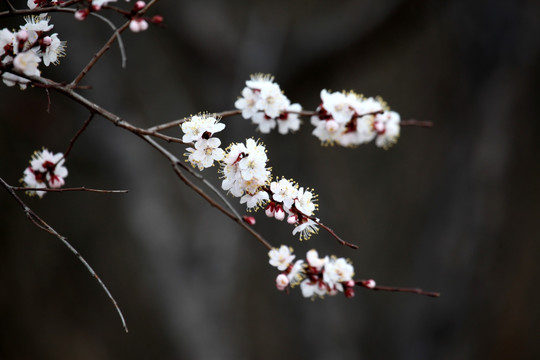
[235,74,302,134]
[269,247,356,299]
[311,89,401,148]
[21,149,68,197]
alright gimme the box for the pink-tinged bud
[138,19,149,31]
[74,9,88,21]
[16,30,28,42]
[287,214,298,224]
[265,202,275,217]
[242,215,256,225]
[134,1,146,10]
[325,119,339,132]
[274,207,286,221]
[345,287,355,298]
[345,280,355,288]
[150,15,164,24]
[275,274,289,291]
[129,18,149,32]
[42,36,52,46]
[373,121,385,134]
[363,279,376,288]
[92,5,101,11]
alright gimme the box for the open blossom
[22,149,68,197]
[268,245,295,271]
[42,33,66,66]
[276,103,302,135]
[323,257,355,292]
[181,114,225,143]
[294,187,316,216]
[220,138,270,202]
[235,74,300,134]
[27,0,59,9]
[186,137,224,170]
[20,15,54,44]
[311,89,399,148]
[13,50,41,77]
[270,248,356,299]
[270,178,297,210]
[292,218,319,241]
[373,111,400,149]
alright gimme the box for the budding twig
[12,187,128,194]
[356,280,440,297]
[0,176,129,332]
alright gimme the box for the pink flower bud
[345,287,355,298]
[345,280,355,288]
[42,36,52,46]
[363,279,376,288]
[134,1,146,10]
[275,274,289,291]
[265,202,275,217]
[75,9,88,21]
[242,215,256,225]
[150,15,164,24]
[287,214,298,224]
[16,30,28,42]
[274,207,285,221]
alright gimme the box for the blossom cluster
[265,178,319,241]
[21,149,68,198]
[217,139,320,240]
[311,90,401,148]
[269,245,361,299]
[182,114,226,170]
[220,138,271,208]
[235,73,302,135]
[0,15,66,89]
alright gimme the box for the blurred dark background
[1,0,539,359]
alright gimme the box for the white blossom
[42,33,66,66]
[294,187,316,216]
[323,257,355,292]
[181,114,225,143]
[373,111,400,149]
[187,137,224,169]
[292,218,319,241]
[276,103,302,135]
[13,50,41,77]
[268,245,295,271]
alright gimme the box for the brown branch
[399,119,434,128]
[0,176,129,332]
[12,187,128,194]
[307,215,359,249]
[356,280,440,297]
[63,112,95,158]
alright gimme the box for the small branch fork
[0,176,129,332]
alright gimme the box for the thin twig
[356,280,440,297]
[12,186,128,193]
[307,215,359,249]
[71,21,130,86]
[63,112,95,158]
[399,119,433,128]
[0,176,129,332]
